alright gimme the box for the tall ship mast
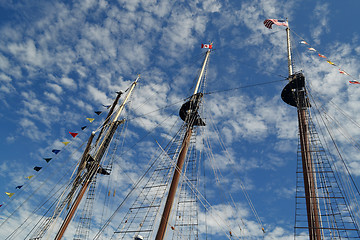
[29,76,140,240]
[275,19,360,239]
[0,45,266,239]
[155,47,209,240]
[3,2,360,239]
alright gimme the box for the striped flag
[263,19,288,29]
[349,81,360,84]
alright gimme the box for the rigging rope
[204,79,287,95]
[306,85,360,227]
[207,110,265,233]
[155,139,238,240]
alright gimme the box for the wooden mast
[284,21,321,240]
[155,48,211,240]
[54,76,140,240]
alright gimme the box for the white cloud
[202,0,222,13]
[19,118,46,141]
[8,39,46,67]
[60,77,77,90]
[87,85,110,104]
[6,136,16,143]
[47,83,63,95]
[44,91,61,103]
[0,53,10,70]
[311,3,330,44]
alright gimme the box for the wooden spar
[95,90,123,146]
[193,50,211,94]
[298,100,321,240]
[155,49,211,240]
[54,76,139,240]
[66,131,96,210]
[78,132,95,177]
[285,21,321,239]
[55,180,90,240]
[155,127,193,240]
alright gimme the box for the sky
[1,0,360,239]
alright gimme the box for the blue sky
[1,0,360,239]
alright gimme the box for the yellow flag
[5,192,15,198]
[86,118,95,123]
[327,60,335,65]
[62,141,70,146]
[26,175,34,180]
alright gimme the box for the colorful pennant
[327,60,335,66]
[86,118,95,123]
[52,149,60,154]
[5,192,14,198]
[34,166,42,171]
[69,132,78,138]
[5,97,118,194]
[349,81,360,84]
[300,39,359,84]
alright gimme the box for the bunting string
[263,19,359,85]
[1,99,114,205]
[296,34,359,84]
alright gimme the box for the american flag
[263,19,288,29]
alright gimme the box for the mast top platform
[281,72,306,107]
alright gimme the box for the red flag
[69,132,78,138]
[263,19,288,29]
[339,69,349,75]
[349,81,360,84]
[201,44,212,49]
